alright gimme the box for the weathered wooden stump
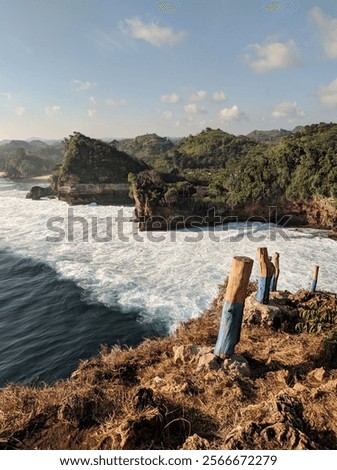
[270,252,280,292]
[256,247,272,304]
[214,256,253,357]
[311,265,319,292]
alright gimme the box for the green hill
[129,123,337,231]
[113,133,174,164]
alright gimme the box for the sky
[1,0,337,139]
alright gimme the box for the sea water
[0,177,336,386]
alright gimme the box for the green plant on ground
[295,305,337,334]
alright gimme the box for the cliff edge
[1,284,337,450]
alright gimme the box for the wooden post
[256,247,272,304]
[268,257,275,294]
[270,252,280,292]
[214,256,253,357]
[311,265,319,292]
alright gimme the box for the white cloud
[72,79,96,91]
[161,92,180,103]
[271,101,305,121]
[45,105,61,116]
[218,105,246,122]
[317,78,337,107]
[120,17,186,47]
[309,7,337,59]
[184,103,207,115]
[163,110,173,119]
[213,91,227,102]
[14,106,26,116]
[106,98,126,106]
[189,90,208,102]
[87,109,97,117]
[89,96,97,105]
[244,38,301,73]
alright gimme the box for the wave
[0,249,167,386]
[1,181,337,334]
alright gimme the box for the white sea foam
[1,180,337,332]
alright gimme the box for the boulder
[172,344,199,365]
[196,348,221,371]
[243,293,285,326]
[26,185,57,200]
[307,367,328,384]
[223,354,251,377]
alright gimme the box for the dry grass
[0,284,337,450]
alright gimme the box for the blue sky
[1,0,337,139]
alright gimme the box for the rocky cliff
[53,132,148,205]
[129,170,337,231]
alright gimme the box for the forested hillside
[0,140,63,178]
[129,123,337,230]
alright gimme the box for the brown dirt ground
[1,283,337,450]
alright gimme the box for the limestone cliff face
[291,198,337,230]
[54,133,148,205]
[129,170,337,231]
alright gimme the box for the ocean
[0,176,336,387]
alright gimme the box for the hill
[53,132,149,205]
[247,128,293,144]
[143,128,257,172]
[113,133,174,164]
[0,139,64,178]
[129,123,337,231]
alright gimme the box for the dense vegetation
[0,140,63,178]
[129,123,337,211]
[59,132,148,183]
[222,122,337,206]
[113,133,174,165]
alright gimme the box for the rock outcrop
[53,132,148,205]
[26,185,58,200]
[129,169,337,231]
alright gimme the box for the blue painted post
[268,257,275,294]
[256,247,272,304]
[270,252,280,292]
[311,266,319,292]
[214,256,254,357]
